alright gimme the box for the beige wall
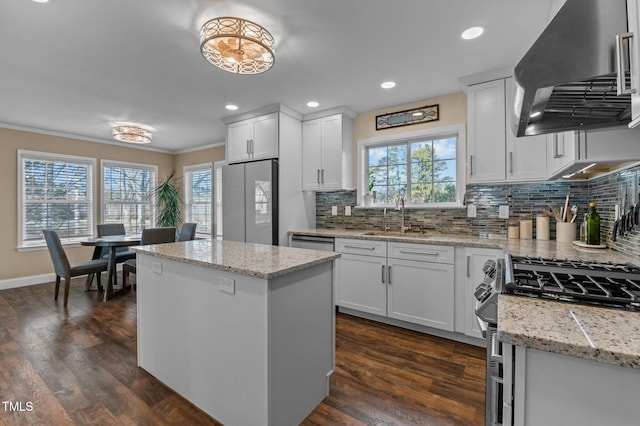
[0,128,223,282]
[352,92,467,181]
[354,92,467,141]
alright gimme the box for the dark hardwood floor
[0,278,485,425]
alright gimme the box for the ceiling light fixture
[381,81,396,89]
[461,26,485,40]
[225,104,239,111]
[200,17,275,74]
[306,101,319,108]
[32,0,49,3]
[112,126,152,144]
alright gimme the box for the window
[101,160,156,234]
[184,163,212,235]
[214,161,224,238]
[358,125,465,207]
[18,150,96,248]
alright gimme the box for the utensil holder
[556,222,576,242]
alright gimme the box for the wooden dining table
[81,234,141,301]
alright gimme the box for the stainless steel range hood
[513,0,631,137]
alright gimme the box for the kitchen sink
[361,231,430,238]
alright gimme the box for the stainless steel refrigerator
[221,159,279,245]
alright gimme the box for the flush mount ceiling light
[200,17,275,74]
[461,26,485,40]
[381,81,396,89]
[112,126,152,144]
[306,101,319,108]
[225,104,239,111]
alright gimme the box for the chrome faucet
[394,196,410,233]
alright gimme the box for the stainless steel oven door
[486,325,504,426]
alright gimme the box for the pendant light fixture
[200,17,275,74]
[112,126,152,144]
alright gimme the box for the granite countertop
[131,239,340,280]
[289,228,637,263]
[498,295,640,368]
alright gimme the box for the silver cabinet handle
[466,255,470,278]
[616,32,636,95]
[388,265,392,284]
[250,139,254,154]
[469,155,473,176]
[398,249,438,256]
[553,133,562,158]
[246,139,250,155]
[317,169,320,184]
[321,168,325,183]
[509,151,513,174]
[343,245,375,251]
[381,264,385,283]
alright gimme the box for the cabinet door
[467,79,507,182]
[505,77,548,181]
[386,258,454,331]
[464,247,501,339]
[628,0,640,128]
[302,119,322,190]
[251,112,278,161]
[335,253,387,316]
[227,120,252,164]
[547,131,576,177]
[319,114,343,190]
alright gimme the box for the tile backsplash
[316,164,640,259]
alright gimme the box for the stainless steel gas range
[474,253,640,426]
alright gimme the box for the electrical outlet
[219,276,235,295]
[467,204,477,218]
[152,262,162,275]
[499,205,510,219]
[331,206,338,216]
[345,206,351,216]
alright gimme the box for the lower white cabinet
[335,238,455,331]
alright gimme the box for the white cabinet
[226,112,278,164]
[387,243,454,331]
[467,78,548,183]
[335,238,455,331]
[335,239,387,315]
[302,113,354,191]
[627,0,640,128]
[546,131,576,177]
[464,247,501,339]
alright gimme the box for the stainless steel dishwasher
[289,234,335,251]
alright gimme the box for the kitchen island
[131,239,339,426]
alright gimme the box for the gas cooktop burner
[505,256,640,311]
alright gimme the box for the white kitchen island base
[136,253,334,426]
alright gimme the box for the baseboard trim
[0,273,57,291]
[0,265,124,291]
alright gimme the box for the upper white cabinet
[226,112,278,164]
[467,78,548,183]
[627,0,640,128]
[302,112,354,191]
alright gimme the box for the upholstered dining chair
[122,227,176,289]
[177,223,197,241]
[42,229,109,308]
[86,223,136,289]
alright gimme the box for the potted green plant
[153,170,182,229]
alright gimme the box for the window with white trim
[18,150,96,248]
[101,160,156,234]
[184,163,212,235]
[358,125,466,207]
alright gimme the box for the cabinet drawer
[387,242,454,264]
[335,238,386,257]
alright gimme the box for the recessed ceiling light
[225,104,239,111]
[381,81,396,89]
[461,26,484,40]
[32,0,49,3]
[306,101,319,108]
